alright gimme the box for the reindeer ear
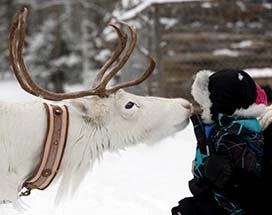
[70,98,90,117]
[69,98,109,121]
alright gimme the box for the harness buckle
[20,187,31,196]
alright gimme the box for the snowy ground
[0,80,195,215]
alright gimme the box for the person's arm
[189,114,213,195]
[190,115,207,155]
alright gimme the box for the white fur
[191,70,214,123]
[233,103,267,119]
[0,89,192,206]
[259,105,272,130]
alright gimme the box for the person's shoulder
[260,104,272,131]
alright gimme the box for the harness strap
[21,103,69,195]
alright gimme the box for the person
[172,69,268,215]
[259,103,272,212]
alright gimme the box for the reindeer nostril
[182,102,193,111]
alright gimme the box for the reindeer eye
[125,101,135,109]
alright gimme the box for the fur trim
[233,103,267,119]
[259,105,272,130]
[191,70,214,123]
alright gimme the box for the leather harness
[20,103,69,196]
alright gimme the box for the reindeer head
[69,90,191,147]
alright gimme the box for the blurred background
[0,0,272,105]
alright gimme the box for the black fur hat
[191,69,267,123]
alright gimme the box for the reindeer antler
[9,8,155,100]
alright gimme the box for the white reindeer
[1,8,192,207]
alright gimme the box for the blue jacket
[190,114,264,214]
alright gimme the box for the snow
[212,49,240,57]
[0,80,195,215]
[94,49,112,62]
[52,54,81,67]
[231,40,253,49]
[264,3,272,9]
[160,18,178,30]
[201,2,213,8]
[245,68,272,78]
[115,0,204,20]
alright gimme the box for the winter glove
[172,192,227,215]
[203,154,233,190]
[189,177,211,196]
